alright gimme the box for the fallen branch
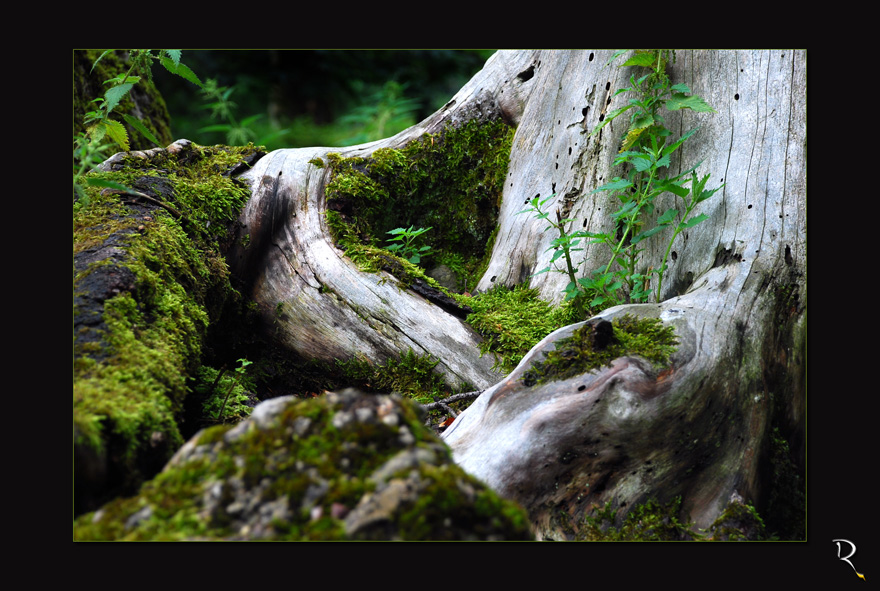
[423,390,484,411]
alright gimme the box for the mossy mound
[578,494,769,541]
[323,117,514,292]
[521,314,679,387]
[74,389,533,541]
[73,140,265,515]
[461,284,581,374]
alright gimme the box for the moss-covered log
[225,55,540,391]
[73,139,265,515]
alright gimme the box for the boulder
[74,389,533,541]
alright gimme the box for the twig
[423,389,484,411]
[437,401,458,418]
[217,380,237,423]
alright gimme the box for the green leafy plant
[338,80,421,145]
[385,226,433,265]
[197,78,290,147]
[197,358,254,424]
[584,49,723,305]
[84,50,201,152]
[520,50,723,310]
[74,50,202,202]
[517,195,591,315]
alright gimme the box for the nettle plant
[521,50,723,312]
[74,50,202,202]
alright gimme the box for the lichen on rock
[73,389,533,541]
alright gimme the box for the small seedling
[385,226,433,265]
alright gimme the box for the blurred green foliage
[154,50,496,151]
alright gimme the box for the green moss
[578,494,772,541]
[396,463,531,540]
[73,141,264,507]
[522,314,678,387]
[323,118,514,287]
[706,499,767,541]
[74,391,530,541]
[335,349,451,404]
[459,284,581,373]
[580,497,698,541]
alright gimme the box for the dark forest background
[152,50,496,151]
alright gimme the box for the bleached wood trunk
[227,51,543,390]
[233,50,806,538]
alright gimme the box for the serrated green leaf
[592,178,633,194]
[632,224,667,244]
[122,113,161,147]
[86,123,106,143]
[104,83,134,113]
[103,119,130,151]
[162,50,182,65]
[670,83,691,93]
[160,56,203,87]
[610,200,638,220]
[666,93,715,113]
[631,153,654,172]
[662,127,700,158]
[591,104,634,135]
[680,213,709,229]
[623,51,656,67]
[697,185,723,203]
[652,179,690,198]
[630,113,654,129]
[657,208,679,225]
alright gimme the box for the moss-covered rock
[74,389,533,541]
[705,493,767,541]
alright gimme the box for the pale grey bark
[443,50,806,538]
[227,50,539,390]
[233,50,806,539]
